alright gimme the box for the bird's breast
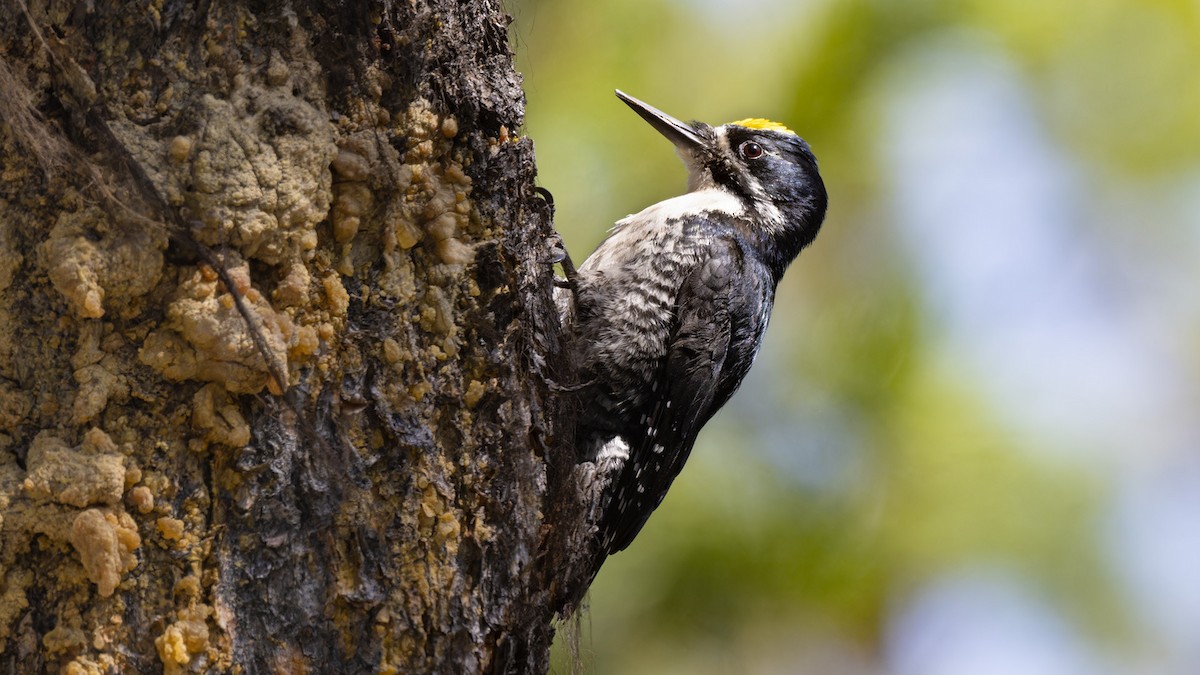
[575,205,729,407]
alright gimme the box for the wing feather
[601,241,746,553]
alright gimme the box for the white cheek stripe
[720,125,785,231]
[754,191,784,230]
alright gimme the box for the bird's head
[616,90,828,273]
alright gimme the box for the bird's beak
[616,90,706,151]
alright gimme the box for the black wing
[600,238,770,554]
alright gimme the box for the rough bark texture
[0,0,592,672]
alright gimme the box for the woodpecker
[564,91,828,562]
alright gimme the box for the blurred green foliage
[510,0,1199,671]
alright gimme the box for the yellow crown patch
[729,118,795,135]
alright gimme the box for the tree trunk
[0,1,589,672]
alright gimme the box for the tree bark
[0,0,589,672]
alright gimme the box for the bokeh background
[510,0,1200,672]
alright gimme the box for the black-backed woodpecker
[562,90,828,565]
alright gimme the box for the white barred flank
[596,436,631,462]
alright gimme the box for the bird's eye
[739,141,764,160]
